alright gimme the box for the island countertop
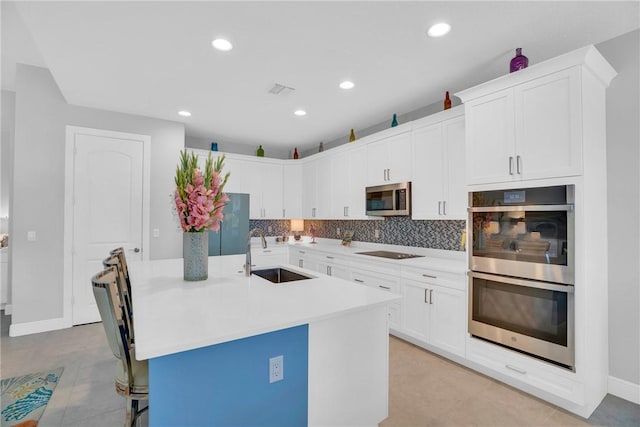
[128,255,399,360]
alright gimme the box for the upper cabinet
[283,162,303,219]
[412,107,466,220]
[457,45,616,187]
[331,145,368,219]
[366,127,412,186]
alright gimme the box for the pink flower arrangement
[174,150,230,232]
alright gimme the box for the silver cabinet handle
[378,285,391,290]
[283,209,285,218]
[424,289,428,303]
[327,266,332,276]
[509,156,514,175]
[442,201,447,215]
[516,155,522,174]
[354,278,364,283]
[422,274,437,279]
[129,248,141,253]
[506,364,527,375]
[438,201,442,215]
[312,207,316,217]
[299,260,303,268]
[387,169,391,181]
[298,250,305,254]
[263,249,272,253]
[326,255,334,259]
[429,289,433,304]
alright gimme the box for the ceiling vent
[268,83,295,95]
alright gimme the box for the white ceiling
[3,1,638,152]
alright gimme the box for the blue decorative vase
[183,231,208,281]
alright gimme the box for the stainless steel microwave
[366,182,411,216]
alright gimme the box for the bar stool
[92,267,148,427]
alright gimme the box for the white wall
[1,90,14,230]
[11,64,184,325]
[597,30,640,387]
[185,134,292,160]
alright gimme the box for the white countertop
[129,255,399,360]
[284,238,467,274]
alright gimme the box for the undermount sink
[251,267,313,284]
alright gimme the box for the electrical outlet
[374,229,380,239]
[152,228,160,238]
[336,227,341,236]
[269,355,284,383]
[27,231,36,241]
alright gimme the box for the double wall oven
[468,185,575,369]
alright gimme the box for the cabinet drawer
[351,270,401,294]
[401,267,465,291]
[467,338,584,405]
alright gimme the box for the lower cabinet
[401,271,466,358]
[351,269,402,331]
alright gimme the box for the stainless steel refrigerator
[208,193,250,256]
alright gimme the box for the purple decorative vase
[510,48,528,73]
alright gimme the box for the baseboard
[608,375,640,404]
[9,316,70,337]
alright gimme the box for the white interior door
[71,132,143,325]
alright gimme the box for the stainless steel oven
[468,185,575,369]
[469,272,574,368]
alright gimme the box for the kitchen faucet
[245,228,267,276]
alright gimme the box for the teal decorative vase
[183,231,208,281]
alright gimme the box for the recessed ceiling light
[212,38,233,51]
[339,81,355,90]
[178,111,191,117]
[427,22,451,37]
[294,110,307,116]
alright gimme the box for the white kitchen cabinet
[193,150,283,219]
[460,67,582,185]
[351,269,402,331]
[283,162,303,219]
[412,108,466,220]
[302,160,318,219]
[330,145,368,219]
[316,253,351,280]
[315,155,333,219]
[251,245,288,268]
[366,130,412,186]
[251,161,283,219]
[401,268,466,358]
[288,247,319,272]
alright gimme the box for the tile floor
[1,311,638,426]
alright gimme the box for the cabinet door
[302,160,317,218]
[515,68,582,180]
[315,156,333,219]
[442,116,467,219]
[429,285,466,357]
[401,280,429,343]
[260,162,283,219]
[465,88,515,185]
[366,132,411,185]
[283,163,303,219]
[411,123,444,220]
[386,132,412,184]
[347,146,367,218]
[331,151,350,218]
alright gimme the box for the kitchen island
[129,255,399,427]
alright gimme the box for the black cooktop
[356,250,424,260]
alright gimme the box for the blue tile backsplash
[250,218,466,251]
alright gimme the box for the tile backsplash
[250,218,466,251]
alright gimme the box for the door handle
[129,248,140,253]
[516,155,522,175]
[509,157,514,175]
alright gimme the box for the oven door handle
[470,271,574,293]
[468,204,574,213]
